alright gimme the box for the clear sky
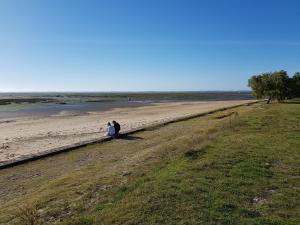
[0,0,300,92]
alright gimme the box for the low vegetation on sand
[0,101,299,225]
[0,91,253,105]
[0,98,55,105]
[0,98,57,110]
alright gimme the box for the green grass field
[0,102,299,225]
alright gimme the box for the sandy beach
[0,100,254,164]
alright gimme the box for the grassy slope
[81,103,300,225]
[92,103,300,225]
[0,102,299,225]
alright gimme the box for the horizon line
[0,90,251,93]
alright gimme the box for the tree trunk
[267,96,271,104]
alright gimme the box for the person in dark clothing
[112,120,121,137]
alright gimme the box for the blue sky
[0,0,300,92]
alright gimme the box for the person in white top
[105,122,115,136]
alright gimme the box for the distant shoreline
[0,91,253,99]
[0,91,254,119]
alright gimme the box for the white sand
[0,100,254,163]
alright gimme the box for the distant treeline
[248,70,300,103]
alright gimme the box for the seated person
[112,120,121,136]
[105,122,115,136]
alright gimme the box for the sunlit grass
[1,102,299,224]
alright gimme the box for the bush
[13,202,41,225]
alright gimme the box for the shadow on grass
[184,145,210,160]
[118,135,144,140]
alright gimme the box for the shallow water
[0,101,147,119]
[0,91,254,120]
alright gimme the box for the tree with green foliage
[247,74,265,99]
[248,70,297,103]
[292,72,300,97]
[267,70,291,102]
